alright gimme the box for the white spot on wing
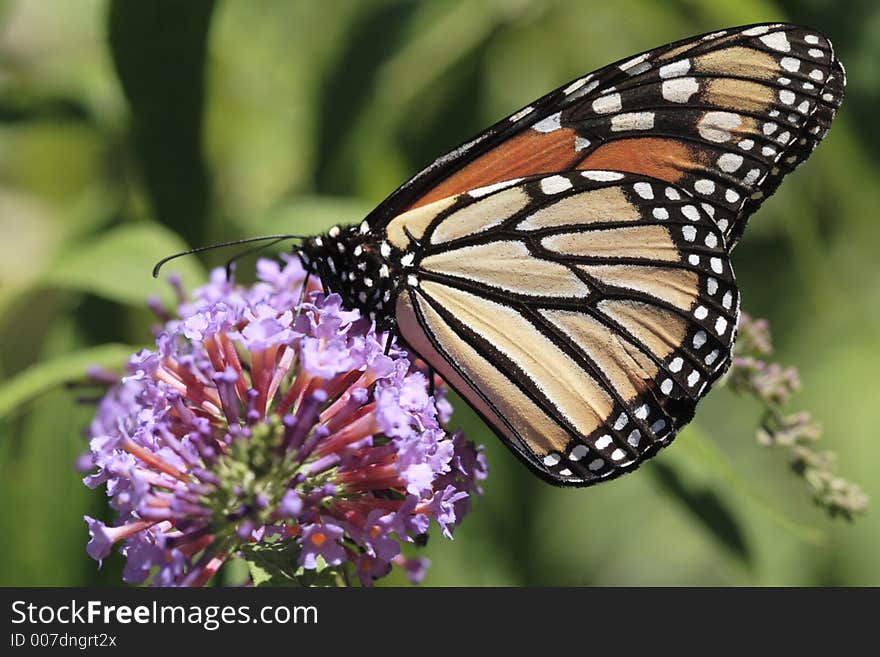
[611,112,655,131]
[592,93,622,114]
[694,179,716,195]
[540,175,573,195]
[759,32,791,52]
[718,153,743,173]
[532,112,562,133]
[563,77,588,95]
[633,182,654,199]
[468,178,523,198]
[659,59,691,79]
[581,170,624,181]
[698,112,742,143]
[681,205,700,222]
[780,57,800,72]
[509,106,534,122]
[574,137,592,152]
[620,54,650,76]
[662,77,699,103]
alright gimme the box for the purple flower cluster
[81,255,486,586]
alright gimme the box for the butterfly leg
[381,317,397,356]
[291,266,313,326]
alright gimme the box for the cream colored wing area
[540,309,658,402]
[386,196,457,249]
[692,46,780,80]
[430,187,530,245]
[596,299,688,360]
[395,292,572,455]
[540,225,680,262]
[420,240,591,298]
[704,78,773,113]
[579,263,699,311]
[516,186,640,230]
[419,280,614,434]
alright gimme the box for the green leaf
[239,539,303,587]
[240,540,344,587]
[671,425,828,547]
[41,223,206,307]
[0,343,140,420]
[0,388,100,584]
[648,460,752,564]
[109,0,216,247]
[241,195,375,239]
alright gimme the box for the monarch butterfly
[158,23,845,487]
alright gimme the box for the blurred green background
[1,0,878,586]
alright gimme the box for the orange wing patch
[577,137,703,184]
[409,128,582,210]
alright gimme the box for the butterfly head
[298,223,403,326]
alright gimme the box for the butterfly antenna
[222,235,298,280]
[152,234,304,278]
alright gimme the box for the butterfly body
[292,23,844,486]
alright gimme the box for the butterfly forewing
[365,23,845,249]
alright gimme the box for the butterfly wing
[356,22,844,485]
[392,171,738,485]
[365,22,845,248]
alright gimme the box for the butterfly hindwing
[393,171,738,485]
[365,22,845,249]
